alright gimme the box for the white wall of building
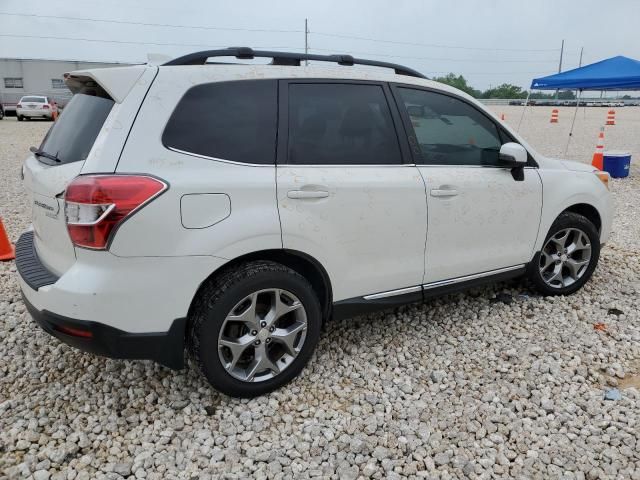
[0,58,130,109]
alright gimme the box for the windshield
[38,93,114,165]
[22,97,46,103]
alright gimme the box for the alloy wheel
[218,288,308,382]
[539,227,592,288]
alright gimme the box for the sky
[1,0,639,90]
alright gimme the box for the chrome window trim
[417,164,537,169]
[168,147,418,168]
[167,147,268,167]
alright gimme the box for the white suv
[17,48,613,397]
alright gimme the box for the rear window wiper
[30,146,61,163]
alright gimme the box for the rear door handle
[430,188,459,197]
[287,190,329,199]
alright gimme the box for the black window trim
[389,83,538,168]
[161,79,279,167]
[276,79,413,167]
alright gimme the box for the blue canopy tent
[530,56,640,91]
[518,56,640,154]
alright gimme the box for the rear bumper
[23,294,186,369]
[17,109,53,118]
[15,230,224,369]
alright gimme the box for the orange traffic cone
[606,109,615,126]
[591,128,605,170]
[0,218,15,261]
[550,109,559,123]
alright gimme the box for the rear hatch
[23,93,115,275]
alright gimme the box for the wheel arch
[562,203,602,233]
[535,198,606,254]
[188,249,333,323]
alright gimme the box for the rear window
[287,83,402,165]
[38,93,114,165]
[162,80,278,165]
[22,97,46,103]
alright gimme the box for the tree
[482,83,527,99]
[557,90,576,100]
[432,73,481,98]
[530,91,555,99]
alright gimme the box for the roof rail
[162,47,426,79]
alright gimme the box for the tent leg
[564,89,582,157]
[516,90,532,132]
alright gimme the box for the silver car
[17,95,58,121]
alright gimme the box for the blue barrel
[603,151,631,178]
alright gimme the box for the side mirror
[499,143,528,181]
[499,142,528,167]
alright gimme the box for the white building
[0,58,130,112]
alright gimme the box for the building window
[51,78,66,89]
[4,77,24,89]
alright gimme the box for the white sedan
[17,95,58,121]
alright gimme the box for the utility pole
[555,39,564,100]
[558,39,564,73]
[304,18,309,66]
[577,47,583,102]
[578,46,584,67]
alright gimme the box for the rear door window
[286,83,402,165]
[38,93,114,166]
[162,80,278,165]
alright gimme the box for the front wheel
[529,212,600,295]
[187,261,322,397]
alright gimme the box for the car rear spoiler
[64,65,152,103]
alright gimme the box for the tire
[17,115,23,122]
[188,261,322,397]
[528,212,600,296]
[0,109,4,120]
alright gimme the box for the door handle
[287,190,329,199]
[430,188,459,197]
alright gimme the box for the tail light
[43,105,50,109]
[17,103,22,108]
[64,175,167,249]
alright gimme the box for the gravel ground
[1,107,640,480]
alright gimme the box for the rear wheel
[17,115,23,122]
[188,261,322,397]
[529,212,600,295]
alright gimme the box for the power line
[1,11,561,54]
[0,11,302,34]
[427,71,552,75]
[311,31,560,52]
[310,47,558,64]
[0,33,296,50]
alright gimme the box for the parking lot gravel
[1,107,640,479]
